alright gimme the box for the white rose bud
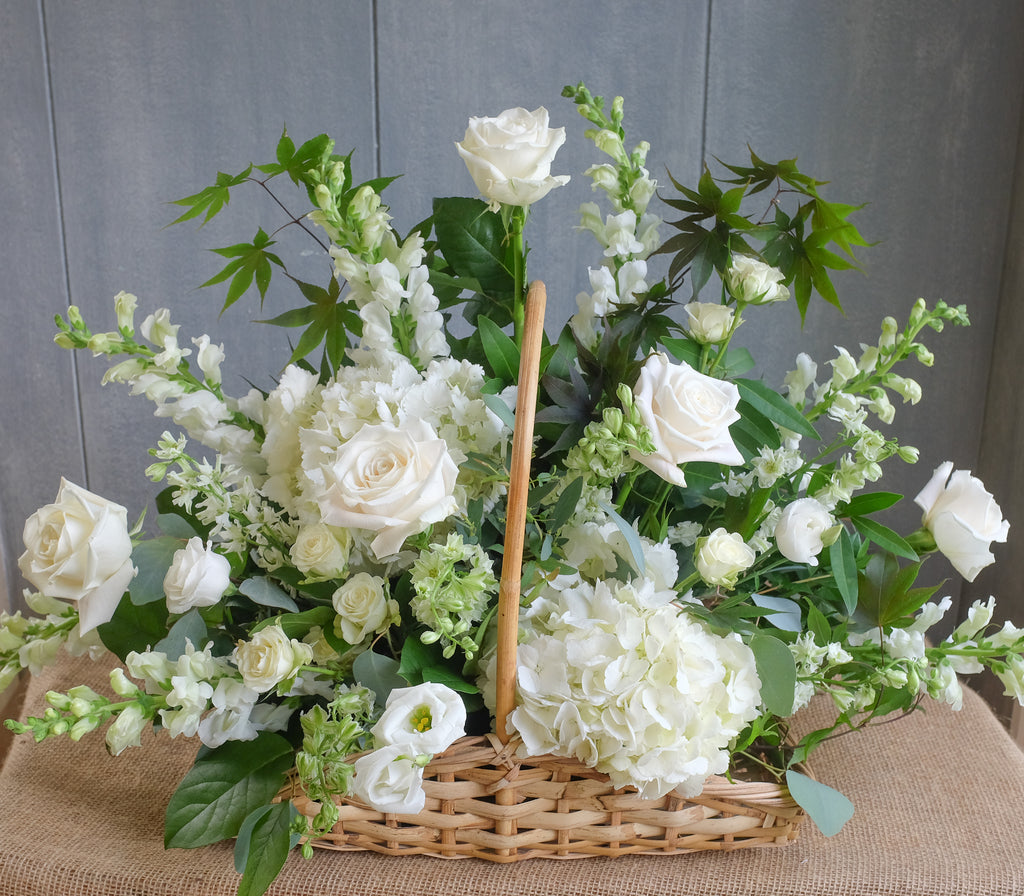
[725,255,789,305]
[371,682,467,755]
[695,528,756,590]
[456,106,570,209]
[332,572,393,644]
[350,744,427,814]
[685,302,736,344]
[18,479,136,634]
[774,498,835,566]
[630,353,743,486]
[233,624,314,693]
[163,537,232,615]
[914,462,1009,582]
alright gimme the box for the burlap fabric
[1,652,1022,896]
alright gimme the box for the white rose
[233,624,314,693]
[456,106,569,208]
[164,537,232,614]
[332,572,393,644]
[725,255,789,305]
[685,302,735,344]
[290,523,351,580]
[350,744,426,814]
[695,528,756,589]
[774,497,834,565]
[914,461,1009,582]
[317,420,459,559]
[18,479,136,634]
[630,353,743,486]
[371,682,466,755]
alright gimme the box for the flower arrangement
[3,82,1022,894]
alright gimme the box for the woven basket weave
[288,281,805,860]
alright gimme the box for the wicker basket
[286,281,806,860]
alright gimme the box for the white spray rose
[317,420,459,559]
[350,744,426,814]
[914,462,1009,582]
[725,255,789,305]
[371,682,467,755]
[290,523,350,580]
[695,528,756,589]
[18,479,136,634]
[332,572,394,644]
[163,537,232,614]
[630,353,743,486]
[233,625,313,693]
[456,106,569,209]
[774,497,835,565]
[685,302,735,344]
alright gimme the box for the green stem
[509,205,528,348]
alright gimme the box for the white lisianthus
[332,572,395,644]
[233,625,314,693]
[456,106,570,209]
[695,528,756,589]
[914,462,1009,582]
[290,523,350,581]
[371,682,467,755]
[317,419,459,559]
[105,705,148,756]
[630,353,743,486]
[350,744,427,814]
[164,537,232,614]
[774,498,835,566]
[685,302,735,344]
[18,479,136,634]
[724,255,789,305]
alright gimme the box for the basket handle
[494,280,546,745]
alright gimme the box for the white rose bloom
[233,625,314,693]
[630,354,743,486]
[914,462,1009,582]
[774,497,834,565]
[371,682,467,755]
[18,479,136,634]
[685,302,735,344]
[695,528,756,589]
[456,106,569,209]
[164,537,232,614]
[350,744,426,814]
[290,523,351,580]
[724,255,789,305]
[332,572,392,644]
[317,419,459,559]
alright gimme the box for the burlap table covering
[1,652,1022,896]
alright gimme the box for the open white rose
[774,497,834,565]
[695,528,755,589]
[317,420,459,559]
[630,353,743,486]
[18,478,136,634]
[724,255,789,305]
[332,572,394,644]
[914,461,1009,582]
[456,106,569,209]
[350,744,426,814]
[164,537,232,614]
[685,301,735,344]
[233,624,313,693]
[371,682,467,755]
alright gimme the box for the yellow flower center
[410,705,432,733]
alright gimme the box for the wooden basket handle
[494,280,546,744]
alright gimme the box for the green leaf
[828,528,859,616]
[169,166,253,226]
[203,229,283,312]
[165,731,295,849]
[478,315,519,384]
[237,801,297,896]
[239,577,300,613]
[749,633,796,715]
[97,592,170,661]
[785,770,854,837]
[661,336,702,367]
[751,593,803,633]
[353,649,408,701]
[432,197,514,298]
[735,378,819,441]
[130,537,185,605]
[156,513,201,539]
[234,805,273,874]
[154,608,209,661]
[852,517,918,560]
[250,606,334,639]
[549,477,584,533]
[839,491,902,517]
[482,392,515,431]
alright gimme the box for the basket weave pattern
[287,734,803,860]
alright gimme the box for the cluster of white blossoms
[506,575,762,799]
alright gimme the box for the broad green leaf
[239,577,300,613]
[431,197,514,297]
[735,378,819,441]
[828,528,859,616]
[852,517,918,560]
[839,491,902,517]
[156,513,200,539]
[130,537,185,605]
[785,770,854,837]
[250,606,334,639]
[233,805,273,873]
[353,649,407,702]
[165,731,294,849]
[97,592,170,661]
[749,633,796,716]
[751,593,803,633]
[661,336,702,367]
[478,315,519,384]
[154,609,209,661]
[237,801,298,896]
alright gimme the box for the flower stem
[509,206,528,348]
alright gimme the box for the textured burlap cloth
[1,652,1022,896]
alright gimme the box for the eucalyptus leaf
[130,537,185,605]
[239,577,300,613]
[154,608,209,661]
[785,769,854,837]
[352,649,407,703]
[482,392,516,430]
[749,633,796,716]
[157,513,201,539]
[751,593,803,633]
[97,592,171,661]
[597,501,646,576]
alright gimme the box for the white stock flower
[695,528,756,589]
[685,302,735,344]
[317,419,459,559]
[724,256,789,305]
[233,625,313,693]
[163,537,232,614]
[18,479,136,634]
[630,354,743,486]
[332,572,394,644]
[774,498,834,566]
[456,106,569,209]
[914,462,1009,582]
[350,744,426,814]
[371,682,467,754]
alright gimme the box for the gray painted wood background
[2,2,1023,701]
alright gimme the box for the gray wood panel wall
[3,3,1023,656]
